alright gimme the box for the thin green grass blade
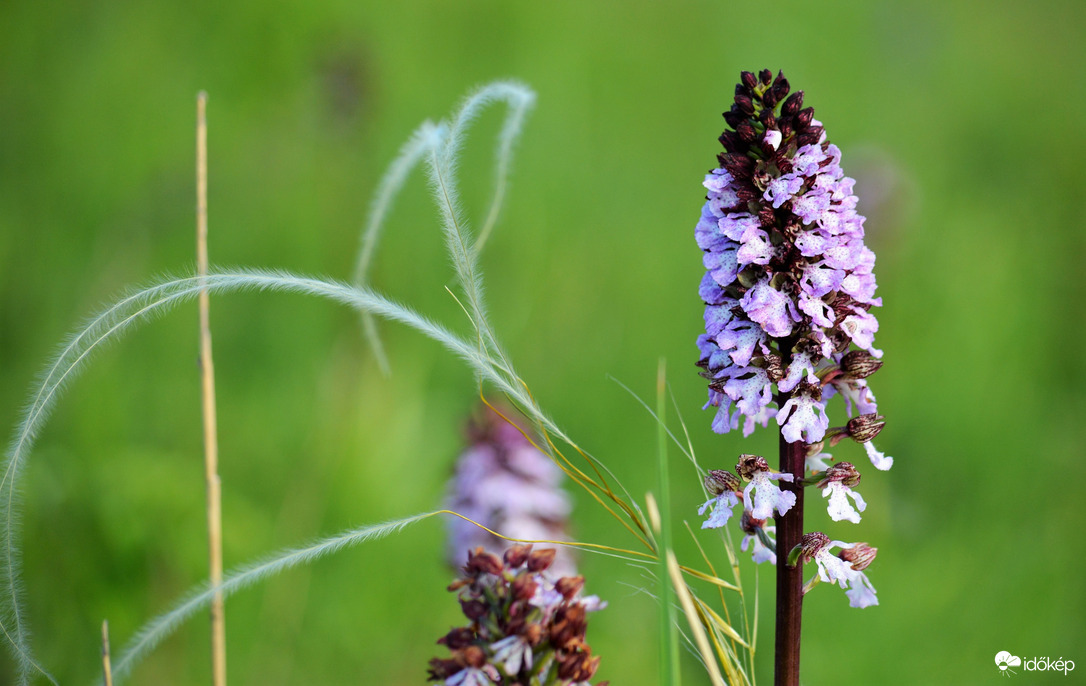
[654,360,680,686]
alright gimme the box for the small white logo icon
[996,651,1021,677]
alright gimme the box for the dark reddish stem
[775,340,805,686]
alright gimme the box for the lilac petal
[764,174,804,208]
[710,400,739,434]
[801,260,845,298]
[708,186,741,215]
[814,549,854,588]
[716,319,767,367]
[792,188,832,225]
[491,635,534,675]
[705,344,731,371]
[808,329,837,359]
[703,386,725,409]
[840,271,879,304]
[831,379,879,417]
[699,271,729,305]
[699,244,742,286]
[736,225,774,267]
[695,204,730,251]
[741,530,777,564]
[822,237,866,271]
[447,667,494,686]
[744,472,797,520]
[704,245,739,287]
[741,279,798,338]
[841,308,881,355]
[704,304,735,337]
[806,449,834,473]
[845,570,879,608]
[723,366,772,417]
[703,169,734,194]
[824,482,865,523]
[817,207,849,235]
[698,491,740,529]
[795,230,833,257]
[719,212,761,242]
[824,144,842,167]
[742,405,777,437]
[778,394,829,443]
[778,351,818,393]
[798,290,836,327]
[792,144,827,175]
[696,333,715,364]
[830,175,856,200]
[864,441,893,470]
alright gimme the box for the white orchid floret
[739,510,777,565]
[863,441,893,471]
[816,462,866,523]
[736,454,796,520]
[801,534,879,608]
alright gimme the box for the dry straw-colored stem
[101,620,113,686]
[196,91,227,686]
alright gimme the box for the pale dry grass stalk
[196,91,227,686]
[101,620,113,686]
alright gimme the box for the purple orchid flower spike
[693,70,898,685]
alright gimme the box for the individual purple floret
[740,510,777,565]
[737,454,796,520]
[799,533,879,608]
[815,462,866,523]
[694,70,891,470]
[698,469,742,529]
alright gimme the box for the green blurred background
[2,0,1084,684]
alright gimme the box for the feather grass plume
[0,269,562,684]
[352,81,534,374]
[110,511,440,684]
[3,82,755,685]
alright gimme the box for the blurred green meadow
[2,0,1085,683]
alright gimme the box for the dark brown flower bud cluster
[718,69,823,189]
[428,545,607,685]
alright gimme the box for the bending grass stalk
[692,597,749,686]
[352,82,534,374]
[351,125,432,375]
[684,521,756,682]
[667,551,725,686]
[483,396,653,551]
[0,269,572,681]
[109,511,440,684]
[423,123,502,366]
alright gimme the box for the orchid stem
[774,339,804,686]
